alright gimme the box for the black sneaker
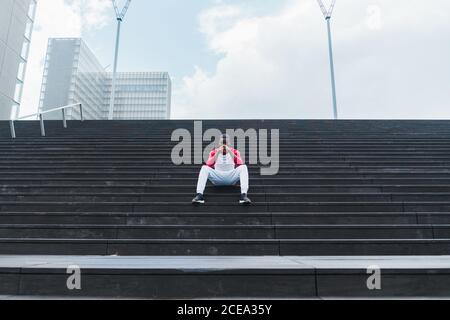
[240,193,252,205]
[192,193,205,204]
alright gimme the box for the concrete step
[3,165,450,170]
[1,256,449,298]
[0,201,411,213]
[4,163,450,170]
[7,152,450,157]
[5,177,450,186]
[3,201,450,213]
[6,155,450,160]
[0,239,450,255]
[4,172,450,179]
[7,140,450,145]
[5,184,450,193]
[0,224,446,240]
[5,151,450,157]
[5,193,450,202]
[4,160,450,167]
[0,212,433,226]
[4,167,450,173]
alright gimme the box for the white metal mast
[108,0,132,120]
[317,0,338,120]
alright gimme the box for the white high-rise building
[39,38,106,120]
[0,0,37,120]
[39,38,172,120]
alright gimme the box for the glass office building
[0,0,37,120]
[39,38,172,120]
[39,38,106,120]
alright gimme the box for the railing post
[39,114,46,137]
[12,103,81,138]
[9,120,16,139]
[62,108,67,128]
[79,104,84,121]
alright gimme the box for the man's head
[220,134,230,147]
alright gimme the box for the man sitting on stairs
[192,134,252,205]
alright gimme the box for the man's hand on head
[226,146,236,159]
[214,146,226,159]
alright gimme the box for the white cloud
[20,0,111,117]
[173,0,450,119]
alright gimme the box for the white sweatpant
[196,165,249,194]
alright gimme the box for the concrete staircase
[1,120,450,298]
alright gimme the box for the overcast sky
[21,0,450,119]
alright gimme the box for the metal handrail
[9,103,83,139]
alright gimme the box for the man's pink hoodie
[206,148,244,169]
